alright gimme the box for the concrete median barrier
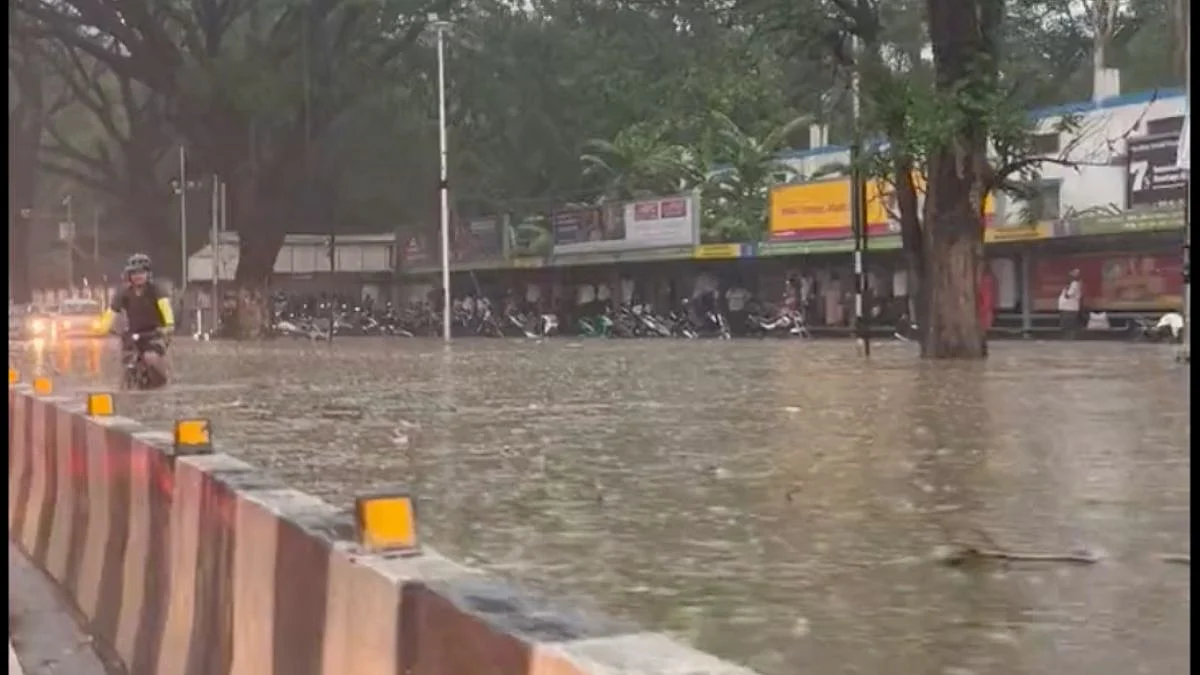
[8,382,759,675]
[9,642,23,675]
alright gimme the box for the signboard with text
[552,194,698,254]
[1127,129,1187,208]
[551,207,608,247]
[1051,203,1185,238]
[1032,252,1183,312]
[399,233,437,267]
[507,214,553,257]
[452,215,505,262]
[769,175,995,241]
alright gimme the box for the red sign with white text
[1032,252,1183,311]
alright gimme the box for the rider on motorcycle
[97,253,176,385]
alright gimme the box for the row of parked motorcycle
[238,294,1190,343]
[268,297,820,340]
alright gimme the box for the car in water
[52,298,105,338]
[8,303,26,339]
[11,304,54,341]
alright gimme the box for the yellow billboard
[769,176,995,241]
[692,243,743,259]
[984,223,1049,243]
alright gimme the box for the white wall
[1028,92,1185,223]
[775,90,1187,226]
[187,233,397,282]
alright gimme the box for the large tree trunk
[9,61,43,304]
[120,198,174,278]
[8,157,37,304]
[229,178,284,340]
[921,171,986,358]
[922,0,998,359]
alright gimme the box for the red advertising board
[1032,252,1183,311]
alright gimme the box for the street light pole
[431,14,453,343]
[63,194,75,292]
[211,176,221,334]
[179,145,189,292]
[849,36,871,358]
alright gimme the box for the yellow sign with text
[984,222,1050,243]
[769,175,996,238]
[769,179,888,237]
[692,244,742,259]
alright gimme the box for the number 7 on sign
[1128,159,1150,192]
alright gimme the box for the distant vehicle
[53,298,105,338]
[8,304,26,339]
[10,304,53,340]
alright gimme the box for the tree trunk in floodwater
[921,0,999,359]
[9,64,42,304]
[920,173,986,358]
[8,166,35,304]
[229,186,285,340]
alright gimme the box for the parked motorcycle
[749,307,811,338]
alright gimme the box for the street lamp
[429,13,453,342]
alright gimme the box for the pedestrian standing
[1057,268,1083,339]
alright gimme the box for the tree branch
[988,155,1080,191]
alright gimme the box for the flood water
[12,337,1191,675]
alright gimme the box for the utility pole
[178,145,189,292]
[849,36,871,358]
[92,210,100,265]
[432,14,453,343]
[211,176,221,335]
[62,195,75,293]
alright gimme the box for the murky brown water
[12,337,1191,675]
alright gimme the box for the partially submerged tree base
[919,194,987,359]
[227,286,270,340]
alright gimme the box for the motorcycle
[630,304,674,337]
[472,300,505,337]
[1132,312,1185,343]
[750,307,811,338]
[577,314,614,338]
[668,308,699,339]
[707,310,732,340]
[504,308,545,339]
[505,308,560,338]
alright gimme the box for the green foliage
[693,113,806,242]
[11,0,1186,266]
[581,123,693,201]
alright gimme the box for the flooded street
[12,337,1190,675]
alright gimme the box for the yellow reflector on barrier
[8,369,17,385]
[355,493,419,553]
[173,419,213,455]
[86,393,114,417]
[33,377,53,395]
